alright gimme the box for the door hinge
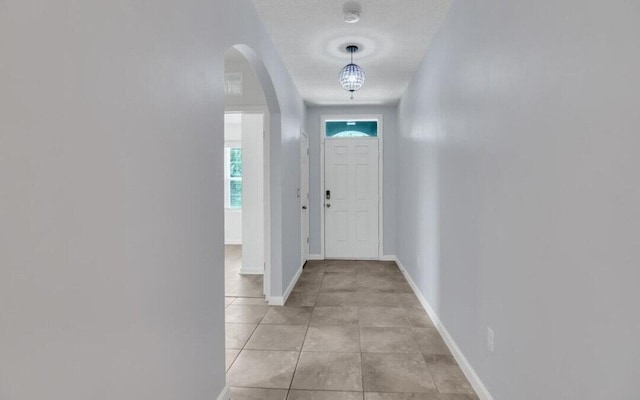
[307,148,310,155]
[306,237,309,243]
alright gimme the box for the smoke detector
[344,9,361,23]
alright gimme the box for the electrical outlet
[487,327,495,354]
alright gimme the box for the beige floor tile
[412,328,451,356]
[297,273,324,286]
[303,260,327,269]
[299,267,325,277]
[357,276,411,293]
[438,395,479,400]
[226,349,240,371]
[303,325,361,352]
[396,293,424,309]
[325,260,359,271]
[227,350,299,389]
[425,355,475,395]
[226,323,258,349]
[359,307,411,327]
[224,259,479,399]
[310,306,359,326]
[356,262,402,276]
[233,297,270,305]
[405,308,435,328]
[262,306,313,325]
[320,274,359,292]
[287,390,364,400]
[286,290,319,307]
[354,291,402,307]
[362,352,437,393]
[244,324,307,351]
[229,387,288,400]
[323,270,359,279]
[315,292,358,306]
[364,393,439,400]
[294,280,323,293]
[226,305,270,324]
[360,327,420,353]
[291,352,363,391]
[225,275,264,298]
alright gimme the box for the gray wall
[305,105,397,257]
[0,1,303,398]
[396,1,640,399]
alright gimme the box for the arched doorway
[222,44,280,305]
[223,43,283,377]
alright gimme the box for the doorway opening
[320,115,384,260]
[223,112,265,299]
[223,44,282,377]
[223,46,271,302]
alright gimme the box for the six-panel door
[324,138,379,259]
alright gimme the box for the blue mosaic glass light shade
[340,63,365,92]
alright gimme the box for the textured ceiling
[251,0,452,105]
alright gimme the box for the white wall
[241,114,265,273]
[225,49,268,109]
[396,1,640,399]
[0,1,304,399]
[305,105,397,257]
[224,210,242,245]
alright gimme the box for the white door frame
[225,107,271,297]
[320,114,384,260]
[300,130,310,266]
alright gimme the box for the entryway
[321,116,382,260]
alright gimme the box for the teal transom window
[326,121,378,138]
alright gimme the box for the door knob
[326,203,331,208]
[302,206,307,210]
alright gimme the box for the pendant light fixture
[339,45,365,99]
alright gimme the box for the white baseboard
[217,385,230,400]
[267,262,304,306]
[394,256,494,400]
[239,264,264,275]
[224,240,241,245]
[308,254,397,261]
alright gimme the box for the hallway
[225,260,478,399]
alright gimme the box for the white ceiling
[251,0,452,106]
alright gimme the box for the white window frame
[224,142,242,210]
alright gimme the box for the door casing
[300,130,310,265]
[320,114,384,260]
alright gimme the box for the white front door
[300,132,310,264]
[324,138,379,259]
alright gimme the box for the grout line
[285,266,324,397]
[359,308,365,397]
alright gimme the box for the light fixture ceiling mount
[344,10,360,23]
[339,45,365,99]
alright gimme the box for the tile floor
[225,259,479,400]
[225,245,264,298]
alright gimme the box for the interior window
[225,147,242,209]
